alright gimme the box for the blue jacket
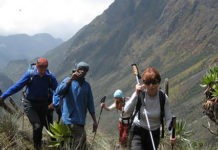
[55,77,95,125]
[1,68,58,101]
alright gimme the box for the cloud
[0,0,114,40]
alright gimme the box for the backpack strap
[137,91,145,120]
[159,90,166,138]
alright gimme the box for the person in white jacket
[101,89,131,148]
[124,67,176,150]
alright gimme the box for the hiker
[55,61,97,149]
[0,58,58,150]
[124,67,176,150]
[101,89,131,148]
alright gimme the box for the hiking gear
[36,58,48,67]
[144,79,159,85]
[164,78,169,96]
[130,125,160,150]
[56,77,95,125]
[131,64,141,83]
[92,96,106,142]
[170,116,176,150]
[113,89,123,98]
[76,61,89,71]
[131,63,156,150]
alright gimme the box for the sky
[0,0,114,40]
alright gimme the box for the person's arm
[123,92,137,115]
[0,72,30,101]
[87,83,98,132]
[56,77,70,96]
[101,103,115,111]
[51,73,58,91]
[52,91,61,107]
[90,112,98,132]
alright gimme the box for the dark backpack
[24,63,53,102]
[130,90,166,138]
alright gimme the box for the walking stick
[131,64,156,150]
[92,96,106,142]
[164,78,169,96]
[171,116,176,150]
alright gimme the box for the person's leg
[24,100,48,150]
[141,128,160,150]
[24,104,43,149]
[119,123,128,148]
[130,134,143,150]
[119,122,124,146]
[69,124,86,150]
[130,126,143,150]
[152,128,160,149]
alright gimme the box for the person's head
[36,58,48,76]
[75,61,89,78]
[141,67,161,96]
[0,89,2,96]
[113,89,123,110]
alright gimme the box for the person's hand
[70,72,80,81]
[170,134,177,145]
[93,121,98,133]
[135,84,146,95]
[66,72,80,85]
[121,106,124,112]
[100,103,105,108]
[48,103,54,110]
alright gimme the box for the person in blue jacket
[55,61,97,150]
[0,58,58,150]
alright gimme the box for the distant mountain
[0,33,63,67]
[0,72,13,91]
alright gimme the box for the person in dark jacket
[0,58,58,150]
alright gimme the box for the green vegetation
[46,121,72,149]
[201,65,218,136]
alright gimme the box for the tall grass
[0,110,33,150]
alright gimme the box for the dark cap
[76,61,89,71]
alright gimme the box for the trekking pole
[92,96,106,142]
[164,78,169,96]
[171,116,176,150]
[131,64,156,150]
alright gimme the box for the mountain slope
[2,0,217,144]
[44,0,218,143]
